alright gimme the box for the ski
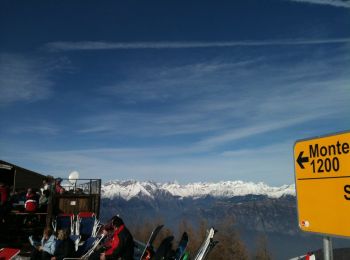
[181,251,190,260]
[140,224,164,260]
[193,228,216,260]
[201,239,218,260]
[174,232,189,260]
[152,235,174,260]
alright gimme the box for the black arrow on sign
[297,151,309,169]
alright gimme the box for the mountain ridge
[101,179,296,201]
[100,180,334,259]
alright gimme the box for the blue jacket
[41,235,56,255]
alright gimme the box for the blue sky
[1,0,349,185]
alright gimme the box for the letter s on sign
[344,185,350,200]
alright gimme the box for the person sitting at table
[26,188,39,200]
[0,182,9,225]
[40,177,52,195]
[39,189,50,212]
[18,188,27,202]
[25,188,38,212]
[0,182,9,205]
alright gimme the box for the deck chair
[52,213,75,234]
[70,234,81,252]
[75,212,100,238]
[63,233,105,260]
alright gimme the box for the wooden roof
[0,160,46,190]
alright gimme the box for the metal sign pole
[329,237,334,260]
[323,236,333,260]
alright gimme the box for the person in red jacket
[102,216,134,260]
[0,182,9,224]
[0,182,8,206]
[89,216,134,260]
[25,188,38,212]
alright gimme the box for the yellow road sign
[294,131,350,237]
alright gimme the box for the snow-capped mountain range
[101,180,295,201]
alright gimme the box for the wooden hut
[0,160,45,190]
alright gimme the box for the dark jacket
[0,186,9,205]
[54,238,75,260]
[106,225,134,260]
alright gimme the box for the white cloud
[289,0,350,8]
[99,60,252,103]
[2,43,348,186]
[77,50,349,143]
[0,53,54,105]
[196,114,326,150]
[45,38,350,51]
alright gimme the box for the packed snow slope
[101,180,295,200]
